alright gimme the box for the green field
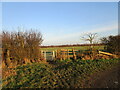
[40,45,105,51]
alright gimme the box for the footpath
[86,64,120,88]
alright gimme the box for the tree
[100,37,109,50]
[81,33,98,49]
[100,37,108,44]
[81,33,98,60]
[81,33,98,44]
[101,35,120,55]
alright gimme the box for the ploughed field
[2,58,119,88]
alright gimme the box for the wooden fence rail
[41,49,78,61]
[41,49,119,61]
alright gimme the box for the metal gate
[42,51,55,61]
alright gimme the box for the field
[40,45,112,61]
[40,45,105,51]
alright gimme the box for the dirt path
[84,64,120,88]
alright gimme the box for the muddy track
[83,64,120,88]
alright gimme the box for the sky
[2,2,118,45]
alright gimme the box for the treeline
[1,30,43,68]
[101,34,120,55]
[40,44,104,48]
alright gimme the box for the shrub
[2,30,43,68]
[101,35,120,55]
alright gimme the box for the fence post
[72,48,76,60]
[63,50,66,60]
[41,50,45,60]
[67,49,69,59]
[44,51,46,60]
[55,50,57,60]
[60,49,62,61]
[52,51,55,60]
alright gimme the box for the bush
[101,35,120,55]
[2,30,43,68]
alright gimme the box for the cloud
[88,24,118,33]
[42,23,118,45]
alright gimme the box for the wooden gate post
[67,49,68,59]
[63,50,66,60]
[55,50,57,59]
[67,49,70,59]
[60,49,62,61]
[44,51,46,60]
[52,51,55,60]
[72,49,76,60]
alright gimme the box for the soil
[83,64,120,88]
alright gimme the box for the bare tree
[81,33,98,60]
[100,37,108,44]
[81,33,98,45]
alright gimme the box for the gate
[41,51,55,61]
[41,49,79,61]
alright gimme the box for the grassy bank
[2,58,119,88]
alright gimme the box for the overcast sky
[2,2,118,45]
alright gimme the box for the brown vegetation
[1,30,43,68]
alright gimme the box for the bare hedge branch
[2,30,43,68]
